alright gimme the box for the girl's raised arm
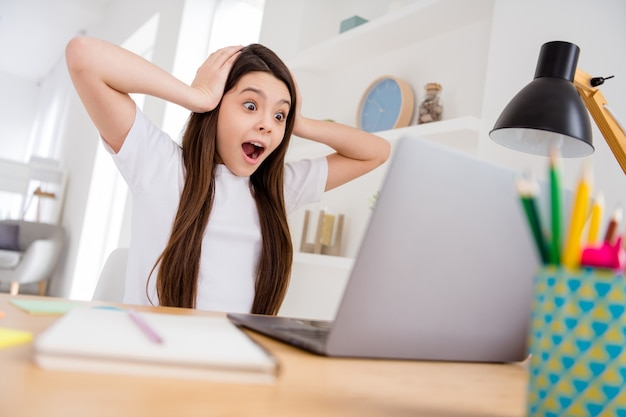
[291,79,391,191]
[65,36,241,153]
[294,118,391,191]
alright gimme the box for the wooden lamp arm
[574,68,626,174]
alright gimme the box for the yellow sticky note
[0,327,33,349]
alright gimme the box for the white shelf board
[287,115,482,160]
[383,116,482,153]
[382,115,480,139]
[293,252,354,271]
[287,0,494,72]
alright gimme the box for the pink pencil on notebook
[128,309,163,344]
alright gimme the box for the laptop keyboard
[295,319,333,329]
[271,319,333,342]
[284,327,329,341]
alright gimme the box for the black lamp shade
[489,41,594,157]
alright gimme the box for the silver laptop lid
[326,136,538,362]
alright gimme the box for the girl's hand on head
[191,45,242,113]
[290,72,308,137]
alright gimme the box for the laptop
[228,136,541,362]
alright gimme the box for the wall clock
[356,76,415,133]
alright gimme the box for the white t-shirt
[109,108,327,312]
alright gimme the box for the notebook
[35,306,278,383]
[228,135,543,362]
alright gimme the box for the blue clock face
[359,78,403,133]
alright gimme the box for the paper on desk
[0,327,33,349]
[34,307,279,383]
[10,299,81,315]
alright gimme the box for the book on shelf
[34,306,279,384]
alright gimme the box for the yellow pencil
[562,162,592,269]
[587,192,604,244]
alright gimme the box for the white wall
[0,74,38,161]
[480,0,626,214]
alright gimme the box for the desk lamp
[489,40,626,173]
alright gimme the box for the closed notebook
[34,307,278,384]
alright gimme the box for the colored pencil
[562,162,592,269]
[549,149,562,265]
[516,176,550,264]
[603,206,622,244]
[587,193,604,244]
[128,309,163,344]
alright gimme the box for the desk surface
[0,294,527,417]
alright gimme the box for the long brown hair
[152,44,296,315]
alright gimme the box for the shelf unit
[275,0,495,260]
[261,0,495,318]
[287,0,494,73]
[271,0,495,133]
[290,115,482,271]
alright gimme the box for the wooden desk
[0,294,528,416]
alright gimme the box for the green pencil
[516,177,549,264]
[549,150,562,265]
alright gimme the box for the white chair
[0,220,65,295]
[92,247,129,302]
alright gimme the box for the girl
[65,37,390,315]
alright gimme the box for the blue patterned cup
[527,266,626,416]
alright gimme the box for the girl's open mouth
[242,141,266,162]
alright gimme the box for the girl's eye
[274,112,285,122]
[244,101,257,111]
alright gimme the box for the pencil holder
[527,266,626,416]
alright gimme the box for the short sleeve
[110,107,183,194]
[284,157,328,213]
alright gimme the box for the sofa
[0,220,65,295]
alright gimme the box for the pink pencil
[128,309,163,344]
